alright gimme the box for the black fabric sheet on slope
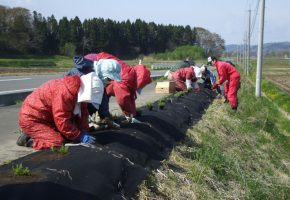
[0,87,215,200]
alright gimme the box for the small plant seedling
[146,102,153,110]
[15,100,23,105]
[186,88,193,93]
[160,97,167,102]
[51,145,69,155]
[12,163,30,176]
[158,100,165,110]
[174,91,184,98]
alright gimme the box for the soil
[0,86,215,200]
[0,171,45,184]
[267,75,290,94]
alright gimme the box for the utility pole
[240,44,243,64]
[243,33,247,73]
[236,46,239,64]
[256,0,265,97]
[247,9,251,75]
[289,49,290,67]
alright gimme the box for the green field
[249,57,290,75]
[0,55,73,68]
[0,55,207,72]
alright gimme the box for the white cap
[207,57,212,63]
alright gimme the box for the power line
[250,0,260,37]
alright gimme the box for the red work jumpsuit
[215,61,240,109]
[18,76,89,150]
[85,52,151,116]
[171,67,196,91]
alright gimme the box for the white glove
[131,117,141,123]
[186,79,193,89]
[125,116,141,123]
[111,121,121,128]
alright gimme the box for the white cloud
[2,0,35,7]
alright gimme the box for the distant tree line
[0,5,225,58]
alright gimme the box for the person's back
[172,67,194,81]
[216,61,240,82]
[18,76,90,149]
[20,76,81,120]
[85,52,150,121]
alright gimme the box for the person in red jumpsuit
[168,66,202,91]
[208,56,240,110]
[85,52,151,123]
[17,72,103,150]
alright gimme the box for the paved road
[0,75,61,94]
[0,70,167,95]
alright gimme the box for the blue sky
[1,0,290,45]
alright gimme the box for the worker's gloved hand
[131,117,141,123]
[211,83,218,90]
[80,132,96,144]
[125,116,142,123]
[101,117,120,129]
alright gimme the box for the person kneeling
[17,72,103,150]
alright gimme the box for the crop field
[250,57,290,94]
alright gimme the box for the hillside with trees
[0,5,225,59]
[226,42,290,57]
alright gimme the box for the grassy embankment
[137,71,290,199]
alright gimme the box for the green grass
[261,80,290,113]
[15,100,23,105]
[137,76,290,200]
[173,90,187,98]
[0,55,72,68]
[146,101,153,110]
[158,100,165,110]
[152,45,205,60]
[249,58,290,75]
[12,163,30,176]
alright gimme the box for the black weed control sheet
[0,86,215,200]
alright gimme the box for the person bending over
[165,65,202,92]
[208,56,240,110]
